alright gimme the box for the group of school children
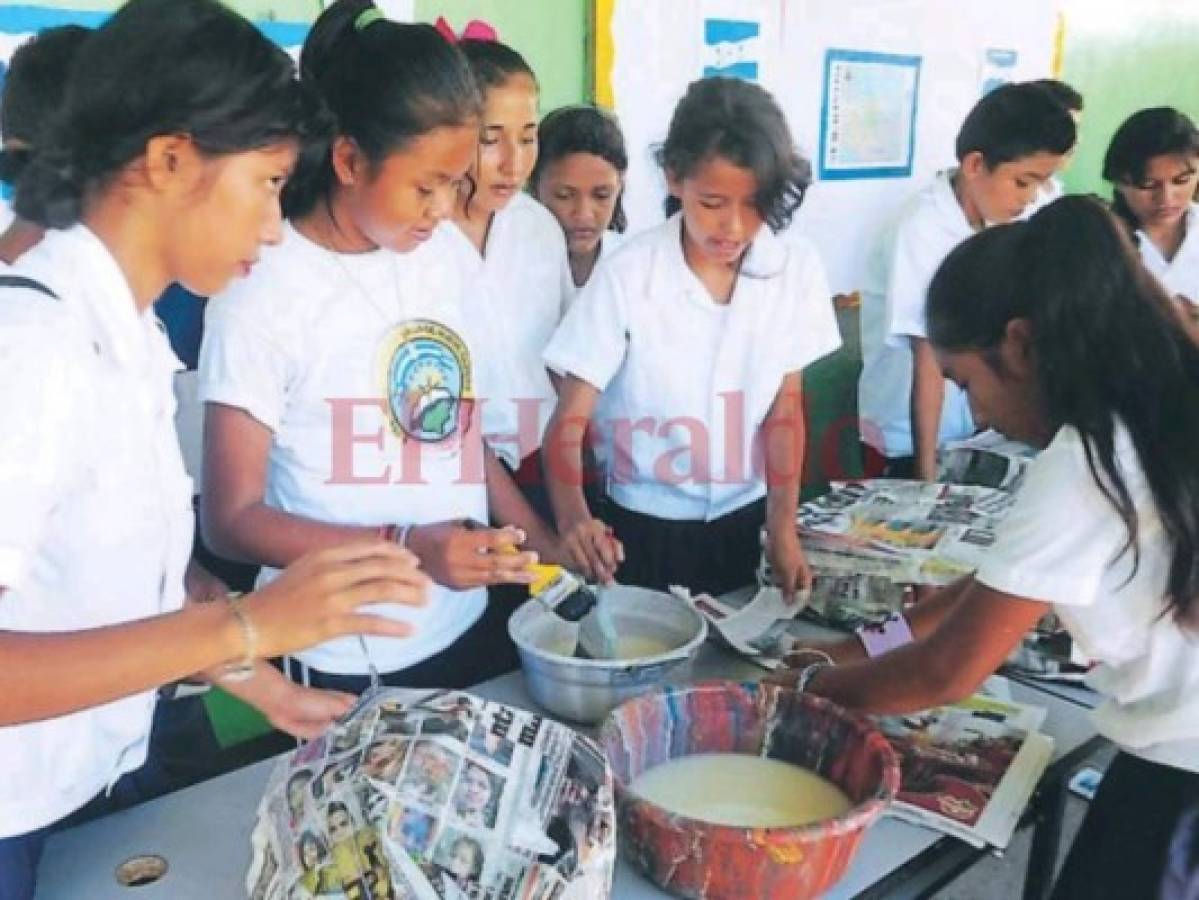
[0,1,1197,897]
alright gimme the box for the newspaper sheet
[876,694,1054,849]
[797,480,1016,587]
[246,689,615,900]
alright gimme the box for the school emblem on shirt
[377,319,473,442]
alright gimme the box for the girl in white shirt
[1103,107,1199,339]
[543,77,841,598]
[200,1,561,696]
[448,40,573,518]
[531,105,629,298]
[531,105,630,502]
[775,196,1199,898]
[0,1,427,896]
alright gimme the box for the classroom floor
[932,742,1119,900]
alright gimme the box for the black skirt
[601,495,766,596]
[1052,751,1199,899]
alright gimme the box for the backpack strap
[0,274,58,300]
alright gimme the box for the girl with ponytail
[0,25,90,263]
[774,195,1199,896]
[199,0,565,698]
[0,1,430,895]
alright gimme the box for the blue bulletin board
[0,4,310,89]
[818,48,922,181]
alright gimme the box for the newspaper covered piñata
[246,689,615,900]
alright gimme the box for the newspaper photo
[937,430,1037,492]
[246,689,616,900]
[875,693,1055,849]
[797,480,1017,587]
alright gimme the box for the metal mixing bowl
[508,584,708,723]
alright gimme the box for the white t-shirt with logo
[1138,203,1199,309]
[544,213,841,521]
[858,170,977,458]
[199,223,488,676]
[446,193,573,468]
[0,227,193,836]
[976,423,1199,772]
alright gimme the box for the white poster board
[607,0,1062,292]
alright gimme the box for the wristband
[856,612,915,659]
[794,661,831,694]
[218,593,257,683]
[380,523,413,548]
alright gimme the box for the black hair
[1102,107,1199,232]
[285,0,481,218]
[458,38,537,94]
[927,195,1199,626]
[14,0,316,230]
[656,77,810,232]
[531,105,628,233]
[955,82,1076,167]
[0,25,90,187]
[1028,78,1084,114]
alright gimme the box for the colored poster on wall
[818,48,921,180]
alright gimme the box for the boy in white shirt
[858,82,1075,479]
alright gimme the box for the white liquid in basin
[628,753,852,827]
[543,634,675,660]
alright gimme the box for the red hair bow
[434,16,498,43]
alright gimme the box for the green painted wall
[1060,3,1199,197]
[413,0,587,112]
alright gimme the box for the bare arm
[762,372,811,598]
[201,403,379,567]
[802,580,1048,715]
[770,574,976,672]
[482,446,565,566]
[542,375,623,581]
[910,337,946,481]
[0,541,429,726]
[203,402,536,590]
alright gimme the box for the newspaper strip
[937,430,1036,492]
[246,689,616,900]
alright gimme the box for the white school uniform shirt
[544,213,841,521]
[566,229,626,306]
[858,170,977,458]
[1023,175,1065,218]
[445,193,573,468]
[198,223,488,676]
[1137,203,1199,308]
[0,227,193,837]
[976,423,1199,773]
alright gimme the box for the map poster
[818,48,922,181]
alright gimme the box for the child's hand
[765,525,812,605]
[246,542,430,658]
[407,521,538,589]
[559,516,624,583]
[216,662,355,740]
